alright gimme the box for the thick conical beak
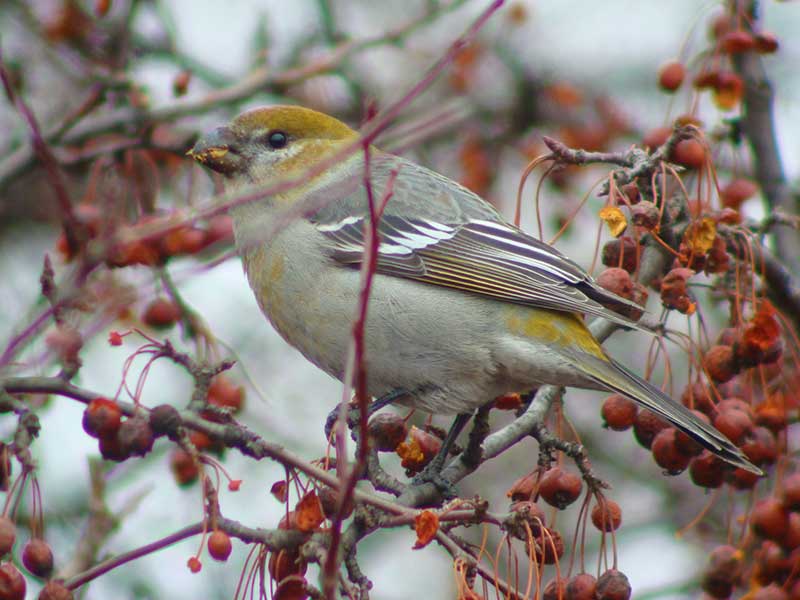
[188,126,242,176]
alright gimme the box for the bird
[189,104,760,477]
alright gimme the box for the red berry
[782,473,800,511]
[720,179,758,210]
[187,556,202,573]
[170,449,199,486]
[704,345,738,384]
[207,375,244,412]
[672,139,706,169]
[538,467,582,509]
[651,428,690,474]
[642,127,671,150]
[754,32,779,54]
[142,297,181,330]
[82,397,122,439]
[0,562,25,600]
[207,530,232,561]
[591,500,622,532]
[22,539,53,578]
[601,394,637,431]
[658,60,685,92]
[0,518,15,555]
[566,573,597,600]
[38,580,74,600]
[751,498,790,541]
[633,410,668,449]
[721,30,756,54]
[690,452,725,489]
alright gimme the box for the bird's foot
[410,459,458,500]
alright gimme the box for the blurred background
[1,1,799,598]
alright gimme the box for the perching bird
[190,105,759,476]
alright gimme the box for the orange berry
[207,530,232,561]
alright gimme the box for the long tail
[576,353,761,475]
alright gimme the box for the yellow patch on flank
[504,308,606,359]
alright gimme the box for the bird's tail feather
[574,353,761,475]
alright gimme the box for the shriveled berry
[507,471,537,502]
[542,578,566,600]
[207,530,232,561]
[0,562,25,600]
[601,237,639,273]
[142,297,181,329]
[148,404,181,438]
[528,528,564,564]
[368,413,408,452]
[566,573,597,600]
[317,485,353,520]
[118,416,154,457]
[22,539,53,577]
[596,568,631,600]
[690,452,725,488]
[268,549,307,582]
[633,410,668,449]
[396,426,441,474]
[651,428,690,474]
[597,268,634,301]
[82,397,122,439]
[99,433,129,462]
[538,467,582,509]
[38,580,74,600]
[0,518,15,556]
[507,501,545,536]
[591,500,622,532]
[751,498,790,541]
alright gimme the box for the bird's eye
[266,131,288,149]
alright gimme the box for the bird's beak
[188,126,242,176]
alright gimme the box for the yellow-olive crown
[190,105,358,179]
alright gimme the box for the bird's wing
[310,154,645,329]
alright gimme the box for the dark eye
[266,131,288,149]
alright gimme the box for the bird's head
[189,105,358,182]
